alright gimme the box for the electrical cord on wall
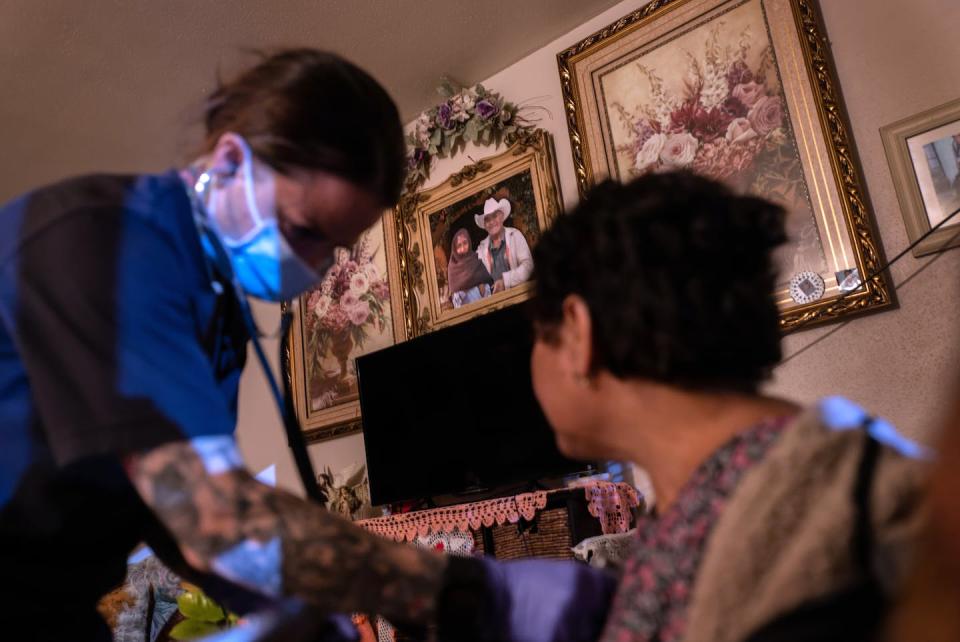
[781,205,960,366]
[835,205,960,306]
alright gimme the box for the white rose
[634,133,666,172]
[312,295,332,319]
[725,118,759,144]
[349,272,370,296]
[659,133,700,167]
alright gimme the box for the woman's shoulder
[683,398,930,642]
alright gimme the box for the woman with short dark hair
[525,172,928,642]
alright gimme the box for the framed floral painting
[881,97,960,257]
[557,0,892,332]
[392,129,562,337]
[286,217,406,443]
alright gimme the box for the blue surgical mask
[196,138,330,302]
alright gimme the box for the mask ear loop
[228,136,270,248]
[201,137,271,249]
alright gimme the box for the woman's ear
[560,294,594,379]
[208,132,244,178]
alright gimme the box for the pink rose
[748,95,783,135]
[725,117,759,144]
[348,305,370,326]
[634,133,666,172]
[732,81,765,107]
[322,305,349,333]
[659,132,700,168]
[340,291,360,310]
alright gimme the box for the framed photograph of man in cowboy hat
[392,129,562,337]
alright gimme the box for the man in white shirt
[475,197,533,293]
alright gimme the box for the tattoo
[126,442,446,626]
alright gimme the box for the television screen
[357,304,590,506]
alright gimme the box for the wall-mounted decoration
[881,97,960,257]
[286,218,406,443]
[392,129,562,338]
[404,79,534,193]
[557,0,892,332]
[316,462,378,521]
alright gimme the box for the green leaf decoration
[177,590,225,622]
[170,619,222,641]
[464,118,480,142]
[429,128,442,147]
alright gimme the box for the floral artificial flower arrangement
[404,78,532,192]
[613,24,802,196]
[303,231,390,408]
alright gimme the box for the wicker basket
[472,507,576,560]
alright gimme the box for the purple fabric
[436,555,616,642]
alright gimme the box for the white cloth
[476,227,533,290]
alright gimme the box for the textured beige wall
[300,0,960,489]
[765,0,960,443]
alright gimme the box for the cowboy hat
[475,197,512,228]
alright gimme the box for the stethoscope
[186,172,324,503]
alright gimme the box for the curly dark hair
[530,171,787,394]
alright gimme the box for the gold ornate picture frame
[881,97,960,257]
[557,0,892,332]
[392,129,563,338]
[286,216,406,443]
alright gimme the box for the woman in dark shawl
[446,227,493,308]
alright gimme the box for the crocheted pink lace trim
[583,481,641,535]
[357,481,639,542]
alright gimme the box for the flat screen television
[357,304,591,506]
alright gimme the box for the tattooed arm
[125,436,446,627]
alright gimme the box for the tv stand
[359,481,641,560]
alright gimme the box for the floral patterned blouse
[600,417,791,642]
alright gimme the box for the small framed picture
[391,129,562,337]
[881,97,960,256]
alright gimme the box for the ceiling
[0,0,623,200]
